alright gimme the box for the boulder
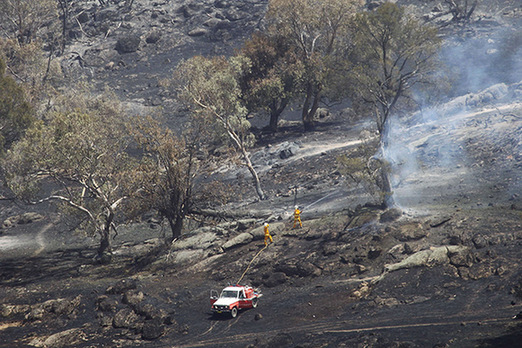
[275,263,299,277]
[168,249,205,264]
[315,107,329,119]
[116,34,141,54]
[113,308,140,329]
[379,208,402,223]
[448,246,474,267]
[296,261,321,277]
[142,318,165,340]
[31,328,83,348]
[178,4,201,18]
[122,290,144,306]
[146,31,161,44]
[222,232,253,250]
[2,212,44,228]
[225,9,246,21]
[279,142,300,159]
[106,279,138,295]
[172,232,218,251]
[385,249,431,272]
[18,212,45,224]
[188,28,207,37]
[384,246,471,272]
[134,303,167,321]
[48,295,81,316]
[96,295,118,312]
[395,222,428,241]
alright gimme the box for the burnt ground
[0,98,521,347]
[1,0,522,347]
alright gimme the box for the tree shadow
[477,323,522,348]
[0,247,95,287]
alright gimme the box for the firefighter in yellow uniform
[293,206,302,228]
[264,223,273,246]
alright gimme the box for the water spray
[302,191,338,211]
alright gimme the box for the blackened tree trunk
[301,85,321,132]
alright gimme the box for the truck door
[238,289,250,309]
[210,290,218,305]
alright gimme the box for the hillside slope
[0,0,521,347]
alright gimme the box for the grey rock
[448,247,474,268]
[178,4,201,18]
[214,0,230,8]
[395,222,428,241]
[116,34,141,53]
[96,295,118,312]
[275,263,299,277]
[472,235,488,249]
[38,328,83,348]
[48,295,81,316]
[222,232,253,250]
[146,31,161,44]
[122,290,144,306]
[142,318,165,340]
[172,232,218,251]
[296,261,321,277]
[380,208,402,223]
[106,279,138,295]
[113,308,140,329]
[188,28,207,37]
[134,303,167,321]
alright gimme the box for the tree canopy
[4,93,139,262]
[173,55,266,200]
[266,0,361,131]
[350,2,441,136]
[0,57,34,152]
[238,32,303,132]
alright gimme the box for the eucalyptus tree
[129,116,201,242]
[238,33,303,132]
[174,55,266,201]
[350,3,442,207]
[4,93,142,262]
[0,58,34,153]
[266,0,361,131]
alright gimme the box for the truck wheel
[252,298,258,308]
[231,307,238,318]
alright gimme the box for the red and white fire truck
[210,285,262,318]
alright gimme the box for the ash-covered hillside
[0,1,521,347]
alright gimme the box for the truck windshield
[221,290,238,298]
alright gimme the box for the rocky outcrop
[1,212,44,229]
[222,232,253,250]
[384,245,472,272]
[29,328,84,348]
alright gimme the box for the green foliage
[174,55,252,146]
[238,32,303,130]
[129,116,196,240]
[4,91,140,259]
[337,138,388,203]
[0,57,34,152]
[173,55,266,200]
[266,0,361,130]
[350,3,441,135]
